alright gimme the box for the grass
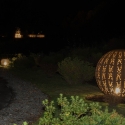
[3,66,125,124]
[9,67,101,100]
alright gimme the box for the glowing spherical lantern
[95,49,125,97]
[1,59,10,67]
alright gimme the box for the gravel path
[0,68,48,125]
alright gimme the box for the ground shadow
[85,94,125,105]
[0,77,16,110]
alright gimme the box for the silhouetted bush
[12,53,36,69]
[68,47,103,66]
[58,57,95,84]
[31,52,66,77]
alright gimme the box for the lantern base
[104,94,124,106]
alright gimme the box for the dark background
[0,0,125,54]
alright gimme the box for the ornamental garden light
[1,58,10,67]
[95,49,125,105]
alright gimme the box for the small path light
[1,59,10,67]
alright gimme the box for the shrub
[31,52,66,77]
[11,53,36,70]
[68,47,92,61]
[30,52,44,66]
[68,47,103,66]
[58,57,95,84]
[16,94,125,125]
[42,52,65,64]
[31,51,65,66]
[90,52,103,66]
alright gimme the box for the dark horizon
[1,0,125,50]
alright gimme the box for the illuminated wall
[95,49,125,97]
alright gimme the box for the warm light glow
[36,34,45,38]
[28,34,36,38]
[3,61,7,66]
[1,59,10,67]
[15,28,23,38]
[28,33,45,38]
[15,34,22,38]
[95,49,125,97]
[115,87,120,94]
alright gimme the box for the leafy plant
[13,121,28,125]
[16,94,125,125]
[58,57,95,84]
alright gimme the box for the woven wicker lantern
[95,49,125,97]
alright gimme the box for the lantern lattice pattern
[95,49,125,97]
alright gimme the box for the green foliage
[90,52,103,66]
[30,52,66,77]
[11,53,36,70]
[68,47,92,61]
[13,121,28,125]
[18,94,125,125]
[58,57,95,84]
[30,52,44,66]
[42,52,65,64]
[68,47,103,66]
[31,51,65,66]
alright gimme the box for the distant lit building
[13,28,45,38]
[15,28,23,38]
[36,33,45,38]
[28,34,36,38]
[28,32,45,38]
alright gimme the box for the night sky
[0,0,125,48]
